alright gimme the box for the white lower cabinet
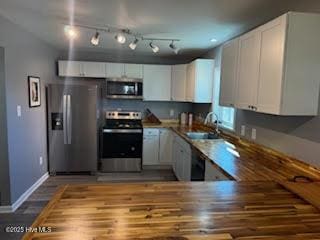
[159,129,173,165]
[172,133,192,181]
[205,161,230,181]
[143,128,173,166]
[142,129,160,166]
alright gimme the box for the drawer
[143,128,160,136]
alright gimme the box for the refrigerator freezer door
[48,85,69,173]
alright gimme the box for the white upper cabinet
[124,64,143,78]
[105,63,143,79]
[186,59,215,103]
[106,63,125,78]
[59,61,105,78]
[143,65,172,101]
[219,38,239,108]
[82,62,106,78]
[236,29,261,111]
[256,15,286,114]
[229,12,320,115]
[171,64,187,101]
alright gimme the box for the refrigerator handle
[67,95,72,144]
[63,95,68,144]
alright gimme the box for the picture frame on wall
[28,76,41,107]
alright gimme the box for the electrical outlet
[169,109,175,117]
[251,128,257,140]
[17,105,21,117]
[240,125,246,136]
[39,156,43,165]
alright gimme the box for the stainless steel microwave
[106,78,143,99]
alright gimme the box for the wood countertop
[23,181,320,240]
[170,125,320,182]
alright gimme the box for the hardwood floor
[21,181,320,240]
[0,170,176,240]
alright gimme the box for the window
[211,48,236,131]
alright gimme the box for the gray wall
[0,15,59,204]
[0,47,11,205]
[200,41,320,169]
[59,49,192,65]
[104,99,192,120]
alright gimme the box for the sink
[185,132,220,140]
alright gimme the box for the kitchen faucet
[204,112,220,134]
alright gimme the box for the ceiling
[1,0,320,59]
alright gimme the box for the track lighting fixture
[149,42,159,53]
[115,33,126,44]
[91,32,100,46]
[64,26,78,40]
[64,24,181,53]
[169,41,179,54]
[129,38,139,50]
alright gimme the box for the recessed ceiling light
[210,38,217,42]
[64,26,78,40]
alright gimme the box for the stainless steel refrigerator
[47,84,98,173]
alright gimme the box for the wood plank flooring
[0,170,176,240]
[22,181,320,240]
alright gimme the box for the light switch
[251,128,257,140]
[39,156,43,165]
[240,125,246,136]
[17,105,21,117]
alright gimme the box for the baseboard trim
[0,205,12,213]
[0,172,49,213]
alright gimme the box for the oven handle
[103,129,142,133]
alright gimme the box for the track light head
[64,25,78,40]
[149,42,159,53]
[115,33,126,44]
[91,32,100,46]
[129,38,139,50]
[169,41,179,54]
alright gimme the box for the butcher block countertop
[23,181,320,240]
[143,122,320,182]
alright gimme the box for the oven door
[101,129,142,172]
[106,80,143,99]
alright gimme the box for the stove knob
[131,147,135,151]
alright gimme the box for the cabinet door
[205,161,229,181]
[182,151,192,181]
[159,129,173,165]
[186,63,195,102]
[236,30,261,110]
[82,62,106,78]
[58,61,82,77]
[194,59,214,103]
[124,64,143,78]
[106,63,125,78]
[220,38,239,108]
[143,135,159,165]
[171,64,187,101]
[256,16,286,114]
[172,137,179,176]
[143,65,172,101]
